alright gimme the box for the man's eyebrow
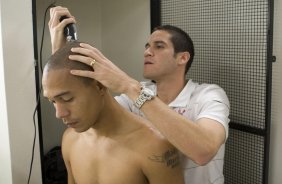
[154,40,166,45]
[53,91,71,99]
[145,40,167,48]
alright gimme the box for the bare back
[62,115,184,184]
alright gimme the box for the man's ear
[177,51,190,66]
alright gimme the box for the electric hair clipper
[59,15,78,41]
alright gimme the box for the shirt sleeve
[196,85,230,140]
[114,94,133,111]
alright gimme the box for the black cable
[27,86,42,184]
[28,2,56,184]
[40,2,56,73]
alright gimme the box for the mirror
[34,0,150,182]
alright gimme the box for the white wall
[0,0,42,183]
[269,0,282,183]
[0,7,12,183]
[101,0,150,82]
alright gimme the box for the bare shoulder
[61,128,79,158]
[62,128,78,144]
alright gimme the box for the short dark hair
[44,41,94,85]
[153,25,195,74]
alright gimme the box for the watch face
[143,88,155,96]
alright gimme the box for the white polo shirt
[115,79,230,184]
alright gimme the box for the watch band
[133,86,154,109]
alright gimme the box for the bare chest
[69,139,147,184]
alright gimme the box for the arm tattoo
[148,148,180,168]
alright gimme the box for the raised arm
[48,6,76,53]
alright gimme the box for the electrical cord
[40,2,56,73]
[28,87,42,184]
[28,2,56,184]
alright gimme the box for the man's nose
[54,103,69,119]
[144,47,153,57]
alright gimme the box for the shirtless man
[42,41,184,184]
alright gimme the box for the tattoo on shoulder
[148,148,180,168]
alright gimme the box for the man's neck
[88,96,143,138]
[155,77,187,105]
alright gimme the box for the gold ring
[90,59,96,67]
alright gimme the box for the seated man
[42,41,184,184]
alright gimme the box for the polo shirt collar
[168,79,196,108]
[144,80,196,108]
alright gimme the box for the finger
[49,6,65,21]
[79,43,93,49]
[69,55,98,67]
[70,47,100,61]
[73,45,121,71]
[49,7,57,27]
[50,7,75,27]
[49,7,60,28]
[70,70,96,79]
[79,43,107,60]
[59,17,76,27]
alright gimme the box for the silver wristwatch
[134,86,155,109]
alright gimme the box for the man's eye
[62,97,73,102]
[145,44,150,49]
[156,45,164,49]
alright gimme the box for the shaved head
[44,41,94,85]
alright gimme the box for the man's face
[143,30,179,81]
[42,69,104,132]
